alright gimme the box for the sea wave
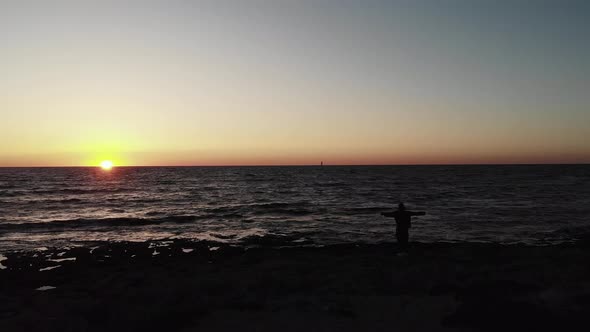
[203,201,316,216]
[30,188,134,195]
[0,215,203,230]
[547,225,590,241]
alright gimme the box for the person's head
[398,202,406,211]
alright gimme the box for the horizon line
[0,162,588,168]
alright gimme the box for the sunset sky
[1,0,589,166]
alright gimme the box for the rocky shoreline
[1,240,590,331]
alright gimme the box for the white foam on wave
[36,286,56,291]
[182,248,194,253]
[49,257,76,262]
[0,254,7,270]
[170,228,268,244]
[40,265,61,271]
[209,247,219,251]
[149,242,171,249]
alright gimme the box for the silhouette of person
[382,203,425,251]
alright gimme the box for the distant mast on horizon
[321,161,323,166]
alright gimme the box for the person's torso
[393,211,412,228]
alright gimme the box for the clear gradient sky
[1,0,589,166]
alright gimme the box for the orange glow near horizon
[0,148,589,167]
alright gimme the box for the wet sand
[1,241,590,331]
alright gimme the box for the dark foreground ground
[1,240,590,332]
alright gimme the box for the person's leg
[399,228,409,251]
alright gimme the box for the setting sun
[100,160,114,170]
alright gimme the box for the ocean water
[1,165,589,250]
